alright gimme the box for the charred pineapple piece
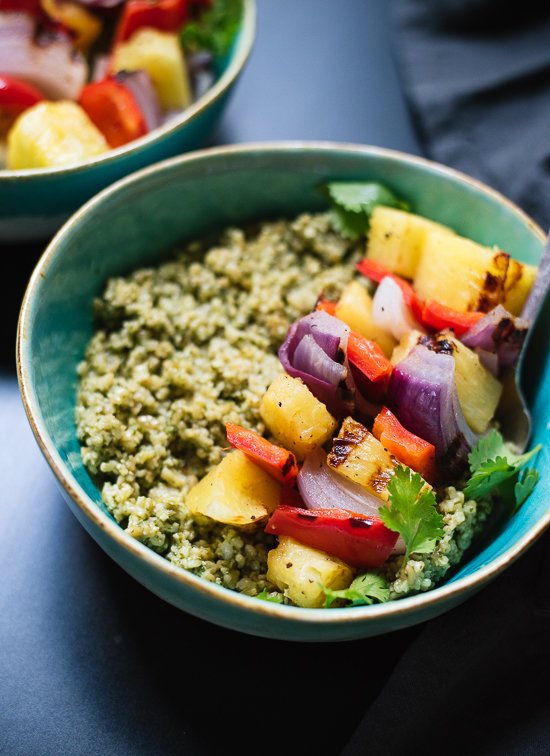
[267,536,353,608]
[502,258,538,316]
[390,329,424,365]
[112,27,192,110]
[185,450,281,529]
[335,280,397,357]
[260,373,338,460]
[413,230,510,313]
[7,101,108,169]
[327,416,396,500]
[439,331,503,434]
[366,206,455,279]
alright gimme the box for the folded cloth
[388,0,550,230]
[342,4,550,754]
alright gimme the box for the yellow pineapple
[112,27,192,110]
[267,536,353,608]
[7,101,108,169]
[335,280,397,357]
[327,416,396,500]
[366,206,455,279]
[440,331,503,434]
[259,373,338,460]
[502,258,538,316]
[185,450,281,529]
[390,328,424,365]
[413,230,510,312]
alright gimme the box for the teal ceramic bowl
[17,142,550,642]
[0,0,255,244]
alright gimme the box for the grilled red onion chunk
[114,70,162,131]
[387,344,478,464]
[279,311,352,417]
[0,13,87,100]
[461,304,529,373]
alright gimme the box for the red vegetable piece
[346,330,393,402]
[79,78,147,147]
[372,406,437,483]
[114,0,189,44]
[225,422,299,486]
[266,505,398,569]
[279,483,305,508]
[356,258,424,323]
[0,0,42,14]
[315,297,338,316]
[0,75,43,135]
[421,299,485,337]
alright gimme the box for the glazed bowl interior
[17,143,550,642]
[0,0,256,243]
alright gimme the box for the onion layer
[461,304,529,373]
[372,276,425,341]
[387,344,478,470]
[0,13,87,100]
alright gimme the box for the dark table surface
[0,2,424,755]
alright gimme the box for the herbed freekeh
[76,187,540,608]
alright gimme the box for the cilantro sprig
[321,572,390,608]
[181,0,243,58]
[464,429,541,512]
[321,181,409,240]
[379,465,445,561]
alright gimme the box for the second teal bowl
[17,142,550,641]
[0,0,256,244]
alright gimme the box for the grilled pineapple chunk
[391,329,424,365]
[413,230,511,313]
[327,416,396,500]
[366,206,455,279]
[267,536,353,608]
[440,331,503,434]
[7,101,108,169]
[260,373,338,460]
[185,450,280,529]
[335,280,397,357]
[112,27,192,110]
[502,258,538,316]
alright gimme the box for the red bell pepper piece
[372,406,437,483]
[79,78,147,148]
[315,296,338,316]
[356,258,424,323]
[114,0,190,44]
[0,75,43,135]
[225,422,299,486]
[0,0,42,13]
[266,505,398,569]
[347,330,393,402]
[421,299,485,337]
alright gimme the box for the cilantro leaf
[181,0,243,58]
[321,181,409,240]
[464,429,541,510]
[321,572,390,608]
[256,589,283,604]
[379,465,444,561]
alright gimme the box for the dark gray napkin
[343,3,550,754]
[388,0,550,231]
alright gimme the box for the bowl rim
[16,140,550,630]
[0,0,256,181]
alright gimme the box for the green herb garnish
[322,572,390,608]
[464,428,541,512]
[379,465,444,561]
[181,0,243,58]
[256,589,284,604]
[321,181,409,240]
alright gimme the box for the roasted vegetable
[225,422,299,485]
[7,100,108,169]
[327,416,396,500]
[185,449,281,528]
[373,406,437,482]
[335,280,397,357]
[365,206,454,279]
[260,373,338,460]
[266,535,354,608]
